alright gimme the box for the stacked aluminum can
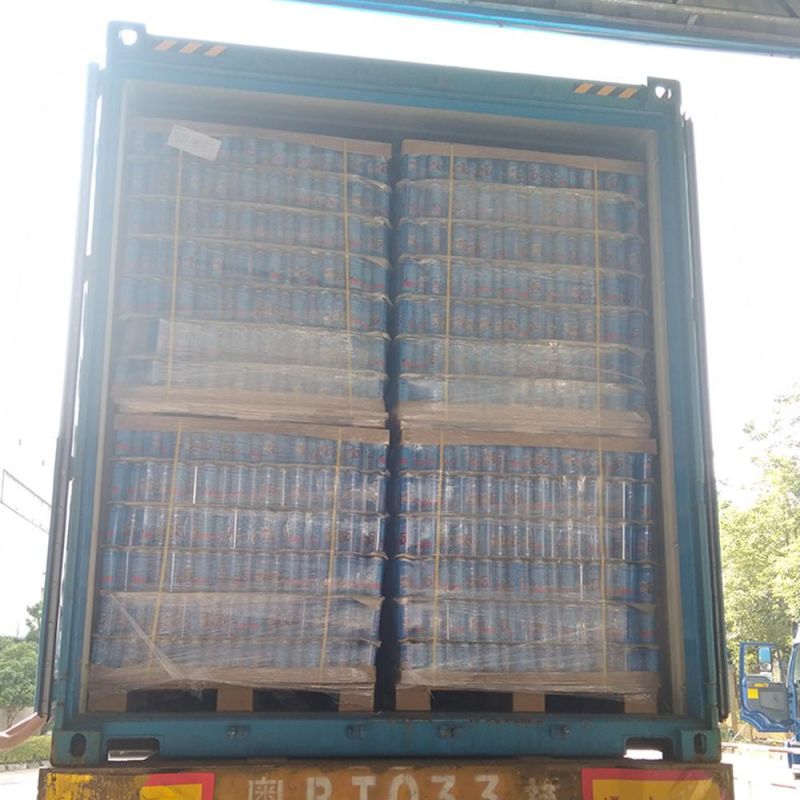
[390,141,659,694]
[91,424,387,683]
[392,142,648,416]
[115,125,391,416]
[393,440,659,680]
[90,122,393,694]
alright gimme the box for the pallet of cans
[391,139,651,437]
[389,429,659,702]
[113,119,392,427]
[88,415,387,697]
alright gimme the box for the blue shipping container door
[38,22,726,767]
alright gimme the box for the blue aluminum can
[505,160,522,184]
[634,524,655,562]
[190,551,212,590]
[581,563,602,599]
[606,562,635,602]
[478,475,503,515]
[403,154,424,179]
[502,189,520,223]
[426,220,446,254]
[473,560,492,595]
[601,171,621,192]
[98,548,124,590]
[601,309,627,344]
[637,564,656,603]
[509,559,528,594]
[227,465,252,507]
[460,476,480,515]
[491,228,504,260]
[138,505,165,546]
[527,193,545,226]
[236,510,258,549]
[128,550,157,591]
[625,238,644,271]
[454,156,476,179]
[557,562,579,597]
[604,524,626,561]
[503,228,521,261]
[428,154,449,178]
[552,165,569,188]
[196,463,220,506]
[559,308,580,341]
[598,198,619,231]
[104,505,128,546]
[529,561,552,596]
[574,234,592,267]
[637,609,657,644]
[428,183,447,217]
[110,461,128,501]
[637,483,654,522]
[477,158,494,181]
[452,223,474,258]
[622,202,640,235]
[606,604,630,644]
[476,226,493,258]
[623,174,643,199]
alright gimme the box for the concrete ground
[722,744,799,798]
[0,768,39,800]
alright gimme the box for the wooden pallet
[395,670,659,715]
[87,684,374,713]
[112,386,388,429]
[395,685,657,715]
[393,404,652,439]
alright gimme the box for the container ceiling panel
[301,0,800,55]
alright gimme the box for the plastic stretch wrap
[89,418,387,695]
[391,434,659,701]
[392,140,651,436]
[114,120,392,427]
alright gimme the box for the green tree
[720,390,800,657]
[24,600,42,643]
[0,640,38,726]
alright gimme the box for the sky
[1,0,799,634]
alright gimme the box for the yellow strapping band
[443,146,455,417]
[597,439,608,680]
[147,422,183,678]
[342,142,354,413]
[166,151,184,399]
[593,164,601,410]
[319,430,343,683]
[431,432,446,673]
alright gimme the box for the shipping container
[38,22,726,789]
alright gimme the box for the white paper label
[167,125,221,161]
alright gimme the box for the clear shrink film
[90,416,388,695]
[115,120,392,428]
[392,140,651,437]
[390,430,659,702]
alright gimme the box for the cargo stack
[115,122,391,427]
[88,121,392,710]
[390,141,660,711]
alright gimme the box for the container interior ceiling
[125,80,652,162]
[93,76,682,715]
